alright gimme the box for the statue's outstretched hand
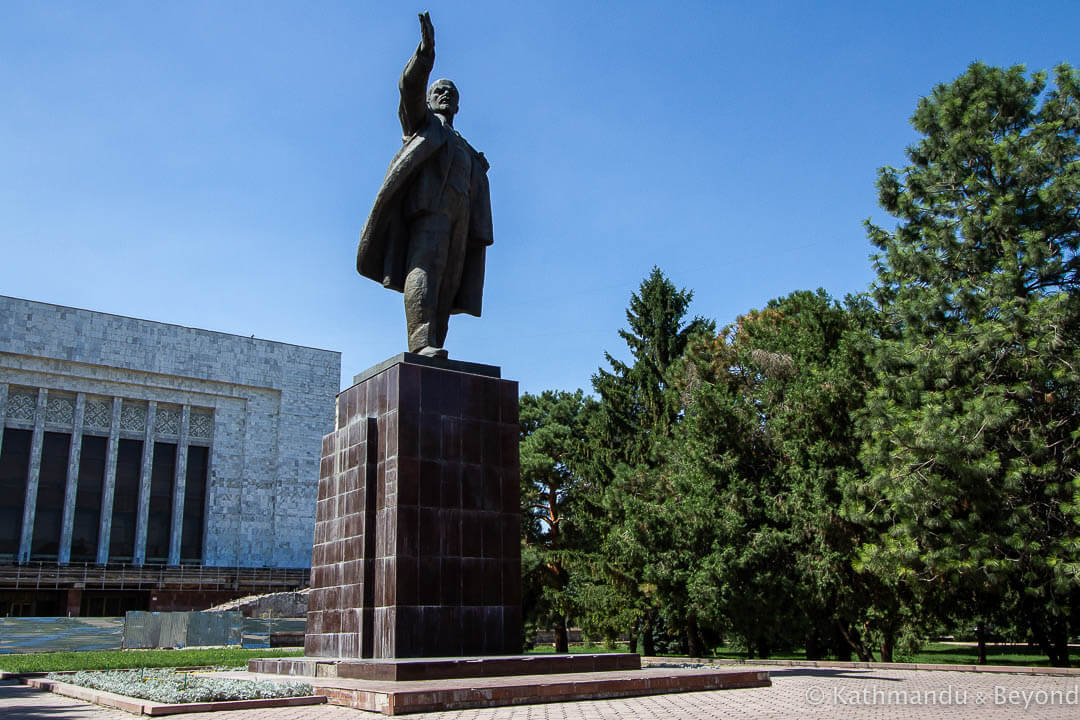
[419,12,434,54]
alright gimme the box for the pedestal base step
[234,667,770,715]
[251,653,641,681]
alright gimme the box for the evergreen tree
[666,320,786,658]
[857,63,1080,666]
[585,267,714,653]
[519,389,597,652]
[671,290,905,660]
[591,267,714,469]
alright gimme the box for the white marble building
[0,295,340,569]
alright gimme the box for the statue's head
[427,78,459,118]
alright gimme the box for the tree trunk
[831,623,852,661]
[554,616,569,654]
[1024,588,1071,667]
[880,630,894,663]
[1042,615,1070,668]
[628,619,639,654]
[1026,609,1071,667]
[1052,618,1070,669]
[685,619,703,658]
[805,628,824,661]
[641,614,655,657]
[975,622,987,665]
[837,621,874,662]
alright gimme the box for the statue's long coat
[356,107,493,318]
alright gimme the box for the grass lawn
[526,642,807,660]
[5,642,1073,674]
[912,643,1076,667]
[0,647,303,674]
[526,643,633,654]
[529,642,1076,667]
[702,643,1076,667]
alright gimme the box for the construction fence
[0,613,306,654]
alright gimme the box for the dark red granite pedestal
[253,652,643,681]
[303,353,521,659]
[253,354,771,712]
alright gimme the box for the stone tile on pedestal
[305,353,521,658]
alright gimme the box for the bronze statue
[357,12,493,359]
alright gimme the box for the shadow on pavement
[0,681,96,720]
[765,668,904,681]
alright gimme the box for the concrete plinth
[235,666,771,715]
[304,353,521,659]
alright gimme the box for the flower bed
[47,669,312,704]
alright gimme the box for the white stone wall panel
[0,296,340,568]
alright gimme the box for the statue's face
[427,80,459,117]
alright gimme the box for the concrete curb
[643,656,1080,677]
[302,668,771,715]
[24,677,326,716]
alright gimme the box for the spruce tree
[591,267,714,470]
[585,267,714,652]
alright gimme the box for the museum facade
[0,296,340,615]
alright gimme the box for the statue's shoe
[416,346,449,359]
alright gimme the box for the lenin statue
[356,12,493,359]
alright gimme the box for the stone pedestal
[304,353,521,658]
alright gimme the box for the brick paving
[5,667,1080,719]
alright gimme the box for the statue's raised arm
[358,12,493,360]
[398,12,435,137]
[418,11,434,54]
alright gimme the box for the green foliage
[520,389,598,651]
[669,289,901,660]
[858,62,1080,666]
[518,62,1079,670]
[591,266,715,470]
[584,268,714,653]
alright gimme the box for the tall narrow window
[181,445,208,563]
[109,439,142,562]
[31,432,71,559]
[0,429,33,558]
[71,436,107,562]
[145,442,175,563]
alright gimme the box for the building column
[57,394,86,565]
[66,587,83,617]
[96,397,123,565]
[168,407,191,566]
[17,389,48,563]
[133,401,156,566]
[0,383,9,458]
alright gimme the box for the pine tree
[519,389,597,652]
[857,63,1080,666]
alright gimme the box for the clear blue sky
[3,1,1077,395]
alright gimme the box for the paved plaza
[5,666,1080,719]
